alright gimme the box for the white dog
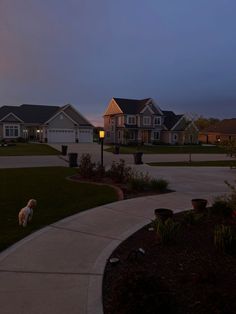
[18,199,37,227]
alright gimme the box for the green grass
[0,143,60,156]
[105,145,226,154]
[148,160,236,167]
[0,167,118,252]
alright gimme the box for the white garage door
[79,129,93,143]
[48,129,75,143]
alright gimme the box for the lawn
[105,145,226,154]
[0,167,118,252]
[0,143,60,156]
[148,160,236,167]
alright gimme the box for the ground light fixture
[99,130,105,167]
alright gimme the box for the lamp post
[99,130,105,167]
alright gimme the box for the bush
[106,159,132,183]
[127,171,169,193]
[210,196,233,218]
[182,210,204,225]
[78,153,95,178]
[149,178,169,192]
[153,218,180,244]
[214,224,235,254]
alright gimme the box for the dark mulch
[103,211,236,314]
[70,174,172,200]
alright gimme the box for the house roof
[0,104,92,126]
[162,111,184,130]
[0,104,60,123]
[113,98,161,115]
[202,119,236,134]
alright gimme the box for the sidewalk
[0,192,201,314]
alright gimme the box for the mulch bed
[69,174,172,200]
[103,211,236,314]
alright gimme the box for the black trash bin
[61,145,68,156]
[113,144,120,154]
[68,153,78,167]
[133,152,143,164]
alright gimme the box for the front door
[141,130,150,143]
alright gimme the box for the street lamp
[99,130,105,167]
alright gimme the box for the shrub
[153,218,180,244]
[78,153,95,178]
[183,210,204,225]
[127,171,169,192]
[214,224,235,254]
[106,159,132,183]
[210,196,233,218]
[149,178,169,192]
[127,170,151,191]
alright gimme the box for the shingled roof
[162,111,184,130]
[113,98,161,115]
[202,119,236,134]
[0,104,60,123]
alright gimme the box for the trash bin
[61,145,68,156]
[133,152,143,164]
[113,144,120,154]
[68,153,78,167]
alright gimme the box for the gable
[48,112,75,128]
[0,112,23,123]
[104,99,123,116]
[141,107,153,116]
[64,105,92,126]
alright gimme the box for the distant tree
[195,115,220,131]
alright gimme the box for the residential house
[199,119,236,144]
[0,104,93,143]
[103,98,198,145]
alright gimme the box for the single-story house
[103,97,198,145]
[199,118,236,144]
[0,103,93,143]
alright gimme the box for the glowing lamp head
[99,130,105,139]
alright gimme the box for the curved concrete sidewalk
[0,166,235,314]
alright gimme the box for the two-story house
[103,98,198,145]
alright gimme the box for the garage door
[48,129,75,143]
[79,129,93,143]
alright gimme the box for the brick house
[199,119,236,144]
[103,98,198,145]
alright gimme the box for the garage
[47,129,75,143]
[79,129,93,143]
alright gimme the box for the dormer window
[127,115,136,125]
[143,116,151,125]
[154,116,161,125]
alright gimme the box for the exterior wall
[160,131,171,144]
[48,113,75,129]
[199,132,236,144]
[104,116,116,143]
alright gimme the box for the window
[4,125,19,137]
[154,116,161,125]
[127,115,136,125]
[143,116,151,125]
[153,131,160,140]
[118,116,122,125]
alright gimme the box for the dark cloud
[0,0,236,121]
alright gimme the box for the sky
[0,0,236,125]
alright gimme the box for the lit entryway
[47,129,75,143]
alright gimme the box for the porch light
[36,129,40,133]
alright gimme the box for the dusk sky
[0,0,236,125]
